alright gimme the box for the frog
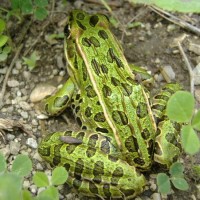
[38,10,182,199]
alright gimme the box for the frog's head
[64,10,110,84]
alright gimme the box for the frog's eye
[64,24,71,38]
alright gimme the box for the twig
[0,44,23,109]
[177,41,194,94]
[149,6,200,36]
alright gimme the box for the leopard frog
[38,10,181,199]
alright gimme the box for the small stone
[7,79,19,87]
[26,138,38,149]
[36,163,44,170]
[30,83,56,103]
[162,65,175,80]
[139,36,145,41]
[195,89,200,104]
[6,134,15,141]
[20,111,29,119]
[32,119,38,126]
[151,193,161,200]
[30,184,37,194]
[10,141,21,155]
[23,180,31,189]
[53,69,59,75]
[19,101,32,111]
[16,60,22,70]
[59,70,66,76]
[17,90,22,97]
[57,56,65,69]
[150,183,157,191]
[193,63,200,85]
[0,67,7,74]
[0,145,10,158]
[167,24,176,32]
[12,68,19,75]
[188,43,200,55]
[23,71,31,80]
[33,152,43,161]
[155,58,160,64]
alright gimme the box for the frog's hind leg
[38,130,146,199]
[151,83,182,168]
[40,78,75,116]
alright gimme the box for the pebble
[30,184,37,194]
[167,24,176,32]
[7,79,20,87]
[17,90,22,97]
[0,67,7,74]
[23,180,31,189]
[23,71,31,80]
[59,70,66,77]
[20,111,29,119]
[36,163,44,170]
[19,101,32,111]
[195,88,200,103]
[193,63,200,85]
[9,141,20,155]
[151,193,161,200]
[188,43,200,55]
[12,68,19,75]
[6,133,15,141]
[15,60,22,70]
[33,152,43,161]
[57,56,65,69]
[0,145,10,158]
[32,119,38,126]
[30,83,56,103]
[26,138,38,149]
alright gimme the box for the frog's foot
[38,130,146,199]
[40,78,75,116]
[151,83,182,168]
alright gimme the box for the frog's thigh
[38,130,146,199]
[40,78,75,116]
[151,83,182,167]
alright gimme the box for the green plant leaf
[37,186,59,200]
[166,91,194,122]
[21,0,33,14]
[0,153,7,174]
[0,52,8,61]
[129,0,200,13]
[23,51,40,70]
[192,110,200,131]
[11,0,21,9]
[34,7,48,20]
[157,173,171,194]
[169,162,184,177]
[0,173,22,200]
[0,35,9,47]
[3,46,12,54]
[22,189,32,200]
[171,177,189,190]
[33,172,49,187]
[34,0,48,7]
[51,166,68,186]
[0,18,6,33]
[11,154,32,177]
[181,125,200,155]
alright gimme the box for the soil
[0,0,200,200]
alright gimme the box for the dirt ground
[0,0,200,199]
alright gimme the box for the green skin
[38,10,182,199]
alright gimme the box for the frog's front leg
[40,78,75,116]
[151,83,182,168]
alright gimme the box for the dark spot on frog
[89,15,99,27]
[98,30,108,40]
